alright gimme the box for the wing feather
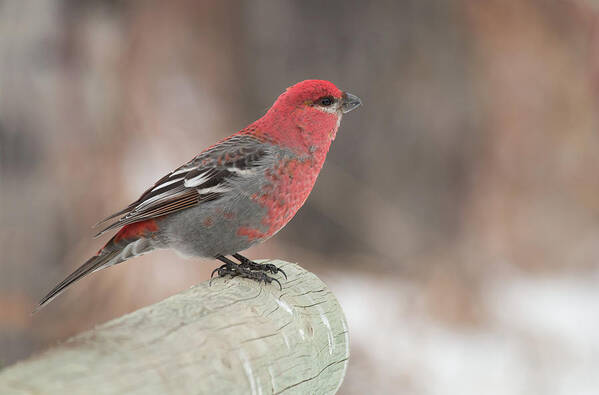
[94,135,268,237]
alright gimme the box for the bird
[36,79,361,311]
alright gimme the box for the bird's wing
[94,134,269,237]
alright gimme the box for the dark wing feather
[93,171,190,227]
[94,135,268,237]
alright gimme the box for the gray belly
[161,194,269,258]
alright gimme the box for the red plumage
[112,219,159,244]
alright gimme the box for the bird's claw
[239,262,287,280]
[209,262,283,290]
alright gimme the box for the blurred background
[2,0,599,393]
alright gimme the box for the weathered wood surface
[0,261,349,394]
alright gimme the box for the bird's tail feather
[34,235,154,313]
[34,251,118,313]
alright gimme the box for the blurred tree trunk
[461,0,599,272]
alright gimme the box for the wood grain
[0,261,349,394]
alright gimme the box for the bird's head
[257,80,361,150]
[280,79,362,117]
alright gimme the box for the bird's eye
[318,96,334,107]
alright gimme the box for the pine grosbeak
[38,80,361,310]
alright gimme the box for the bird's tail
[35,220,159,312]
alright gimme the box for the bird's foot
[211,255,283,289]
[232,253,287,279]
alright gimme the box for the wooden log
[0,261,349,394]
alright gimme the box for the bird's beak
[341,92,362,114]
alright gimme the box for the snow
[327,270,599,395]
